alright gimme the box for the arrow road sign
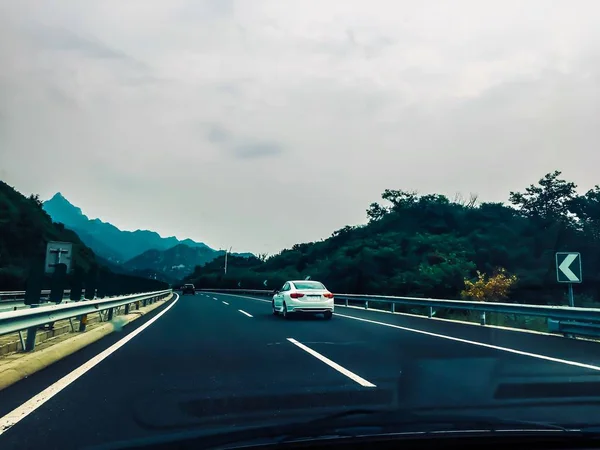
[556,252,582,283]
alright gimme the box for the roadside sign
[45,241,73,274]
[556,252,582,283]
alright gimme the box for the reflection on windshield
[1,1,600,449]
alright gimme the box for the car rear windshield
[293,281,326,290]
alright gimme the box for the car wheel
[282,302,290,320]
[323,311,333,320]
[272,300,279,316]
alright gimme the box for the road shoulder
[0,294,174,392]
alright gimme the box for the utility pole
[224,246,232,275]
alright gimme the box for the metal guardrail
[0,289,88,313]
[0,289,70,297]
[548,319,600,338]
[0,289,172,351]
[199,288,600,338]
[0,289,81,306]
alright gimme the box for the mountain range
[0,181,171,292]
[43,193,210,263]
[42,193,251,281]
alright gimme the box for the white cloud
[1,0,599,254]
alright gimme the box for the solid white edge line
[222,301,229,305]
[218,293,600,370]
[336,304,559,337]
[335,313,600,372]
[287,338,376,388]
[0,294,180,436]
[210,293,600,372]
[238,310,253,318]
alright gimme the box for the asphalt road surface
[1,292,600,449]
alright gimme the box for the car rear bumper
[290,307,333,313]
[287,299,334,313]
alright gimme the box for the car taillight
[323,293,334,299]
[290,293,305,298]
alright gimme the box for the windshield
[1,1,600,449]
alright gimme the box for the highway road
[1,292,600,449]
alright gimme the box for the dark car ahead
[182,284,196,295]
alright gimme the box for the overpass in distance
[0,290,599,448]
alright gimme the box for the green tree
[509,171,577,224]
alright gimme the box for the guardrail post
[344,298,348,307]
[365,300,369,310]
[24,304,40,351]
[124,303,130,314]
[107,307,114,321]
[391,303,395,313]
[428,307,433,318]
[18,330,26,351]
[480,311,486,326]
[79,314,88,332]
[25,327,38,351]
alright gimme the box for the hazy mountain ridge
[43,193,212,263]
[124,244,254,282]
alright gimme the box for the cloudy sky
[1,0,599,254]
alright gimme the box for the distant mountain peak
[48,192,75,206]
[43,192,86,223]
[42,192,221,264]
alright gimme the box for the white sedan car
[272,280,334,320]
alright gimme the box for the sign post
[556,252,582,307]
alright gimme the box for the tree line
[184,171,600,306]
